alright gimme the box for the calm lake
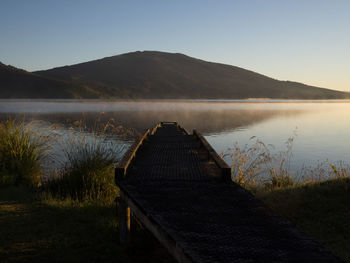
[1,99,350,174]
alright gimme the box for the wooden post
[118,197,131,244]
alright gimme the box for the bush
[0,120,48,187]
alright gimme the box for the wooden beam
[120,190,194,263]
[177,124,189,135]
[118,197,131,244]
[115,129,150,182]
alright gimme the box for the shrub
[0,120,48,187]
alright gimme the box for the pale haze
[0,0,349,91]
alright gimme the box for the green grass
[0,120,48,187]
[258,177,350,262]
[0,187,174,263]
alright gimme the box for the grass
[227,134,349,192]
[0,119,123,201]
[258,177,350,262]
[0,187,174,263]
[0,120,49,187]
[44,132,121,201]
[227,134,296,191]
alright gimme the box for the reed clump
[0,120,48,187]
[44,121,123,201]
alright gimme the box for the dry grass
[226,133,349,192]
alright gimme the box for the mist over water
[1,99,350,173]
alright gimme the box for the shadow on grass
[0,187,174,263]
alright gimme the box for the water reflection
[1,100,350,172]
[0,101,310,134]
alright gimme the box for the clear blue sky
[1,0,349,91]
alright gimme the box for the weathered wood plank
[115,129,150,181]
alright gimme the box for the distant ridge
[1,51,349,99]
[0,62,99,98]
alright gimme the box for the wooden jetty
[115,122,340,263]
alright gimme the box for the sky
[1,0,349,91]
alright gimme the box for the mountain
[34,51,349,99]
[2,51,349,99]
[0,62,99,98]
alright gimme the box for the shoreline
[1,98,350,103]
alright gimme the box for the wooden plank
[193,129,231,182]
[161,121,178,125]
[120,190,194,263]
[151,123,162,135]
[115,129,150,182]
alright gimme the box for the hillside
[35,51,350,99]
[2,51,349,99]
[0,62,99,99]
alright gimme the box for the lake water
[1,99,350,174]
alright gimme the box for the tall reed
[0,120,48,187]
[44,120,123,201]
[227,133,349,192]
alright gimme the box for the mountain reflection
[0,108,307,135]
